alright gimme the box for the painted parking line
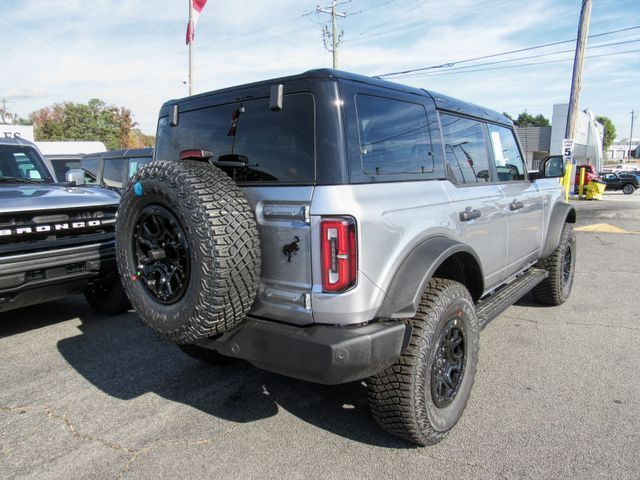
[575,223,640,234]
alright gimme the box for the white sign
[562,138,575,161]
[0,124,34,141]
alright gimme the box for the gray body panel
[0,185,120,214]
[441,182,508,289]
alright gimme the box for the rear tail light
[179,149,213,161]
[321,217,357,292]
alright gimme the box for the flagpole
[188,0,193,96]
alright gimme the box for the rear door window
[156,93,315,183]
[128,157,152,178]
[440,113,491,184]
[355,94,433,174]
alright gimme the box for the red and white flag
[186,0,208,45]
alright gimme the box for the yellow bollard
[562,163,573,202]
[579,167,586,199]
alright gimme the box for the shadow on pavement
[48,300,412,449]
[0,297,90,338]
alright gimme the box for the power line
[393,48,640,79]
[390,38,640,78]
[377,25,640,78]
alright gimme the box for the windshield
[0,145,54,183]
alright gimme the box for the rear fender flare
[376,236,483,319]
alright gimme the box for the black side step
[476,268,548,330]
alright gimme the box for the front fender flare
[540,202,576,258]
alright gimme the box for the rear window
[156,93,315,183]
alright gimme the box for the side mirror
[536,156,565,179]
[66,168,86,185]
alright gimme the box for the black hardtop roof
[82,147,153,160]
[161,68,511,126]
[0,137,38,148]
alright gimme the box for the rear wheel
[622,183,635,195]
[532,223,576,305]
[367,278,479,446]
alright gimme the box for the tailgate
[242,186,314,325]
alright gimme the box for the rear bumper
[192,317,410,385]
[0,241,116,312]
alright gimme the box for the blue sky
[1,0,638,139]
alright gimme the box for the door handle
[509,200,525,211]
[459,207,481,222]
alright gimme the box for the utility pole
[565,0,592,140]
[316,1,349,69]
[628,110,636,161]
[0,98,16,124]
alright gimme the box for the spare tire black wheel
[116,160,261,344]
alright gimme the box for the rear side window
[156,93,315,183]
[488,124,526,181]
[440,113,491,184]
[128,157,152,178]
[355,94,433,174]
[103,158,125,188]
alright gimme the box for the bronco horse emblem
[282,236,300,262]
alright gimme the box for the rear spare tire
[115,160,261,344]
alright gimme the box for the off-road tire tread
[116,160,261,343]
[367,278,479,446]
[532,222,574,305]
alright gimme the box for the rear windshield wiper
[0,176,44,184]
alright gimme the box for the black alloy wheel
[133,204,190,305]
[562,243,573,286]
[431,318,466,408]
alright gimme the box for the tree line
[504,111,616,154]
[5,99,154,150]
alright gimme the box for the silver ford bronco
[115,69,575,445]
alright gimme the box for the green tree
[596,116,616,154]
[127,128,155,148]
[512,112,550,127]
[30,99,136,150]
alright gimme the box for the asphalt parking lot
[1,192,639,480]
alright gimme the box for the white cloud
[1,0,637,139]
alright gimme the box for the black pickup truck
[0,138,129,314]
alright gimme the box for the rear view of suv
[115,69,575,445]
